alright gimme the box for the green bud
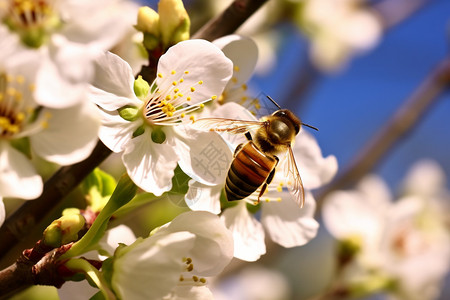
[135,6,160,35]
[43,214,86,248]
[133,125,145,137]
[158,0,191,48]
[118,106,140,121]
[133,75,150,100]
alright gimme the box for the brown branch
[0,0,269,269]
[315,56,450,207]
[0,141,112,263]
[192,0,269,41]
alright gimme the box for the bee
[192,96,318,207]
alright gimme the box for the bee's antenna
[266,95,282,109]
[302,123,319,131]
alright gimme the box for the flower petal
[112,231,196,300]
[0,142,42,199]
[173,126,232,185]
[185,180,222,214]
[288,130,338,189]
[30,102,100,165]
[261,191,319,248]
[0,199,4,227]
[89,51,142,111]
[34,35,98,109]
[122,129,178,196]
[97,109,141,153]
[156,211,234,276]
[221,202,266,261]
[213,35,258,86]
[165,285,213,300]
[99,224,136,258]
[156,40,233,104]
[58,281,99,300]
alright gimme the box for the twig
[0,141,112,262]
[0,0,270,267]
[192,0,269,41]
[315,56,450,207]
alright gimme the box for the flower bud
[133,75,150,100]
[158,0,190,48]
[43,214,85,248]
[135,6,161,50]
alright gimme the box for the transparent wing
[285,145,305,207]
[191,118,266,135]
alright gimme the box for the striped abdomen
[225,141,277,201]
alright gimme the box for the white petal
[0,199,4,227]
[213,35,258,85]
[322,186,385,250]
[165,285,214,300]
[261,191,319,248]
[97,109,141,153]
[35,36,98,109]
[30,102,100,165]
[185,180,222,214]
[156,211,234,276]
[112,231,196,300]
[290,130,338,189]
[173,126,232,185]
[401,159,446,197]
[99,225,137,258]
[89,51,141,111]
[0,142,42,199]
[221,202,266,262]
[157,40,233,104]
[122,129,178,196]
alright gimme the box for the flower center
[142,70,214,126]
[0,72,47,139]
[3,0,61,48]
[178,257,207,286]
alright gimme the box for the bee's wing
[285,145,305,208]
[192,118,266,135]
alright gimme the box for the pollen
[171,70,176,75]
[180,113,185,118]
[172,81,178,86]
[199,103,204,108]
[179,78,184,83]
[198,80,203,85]
[186,96,191,101]
[211,95,217,100]
[157,73,163,78]
[190,87,195,92]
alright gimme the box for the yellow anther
[178,93,183,97]
[5,75,13,82]
[211,95,217,100]
[190,87,195,92]
[189,115,195,121]
[199,278,207,284]
[234,65,240,72]
[241,96,248,101]
[41,120,49,129]
[185,258,192,264]
[179,78,184,83]
[231,77,238,83]
[16,112,25,122]
[241,83,248,90]
[165,95,171,100]
[192,276,199,282]
[14,91,23,102]
[187,264,194,272]
[16,75,25,84]
[157,73,163,78]
[186,96,191,101]
[28,84,35,92]
[265,198,270,202]
[277,186,282,192]
[180,113,185,118]
[179,275,184,282]
[199,103,204,108]
[172,81,177,86]
[167,112,173,117]
[276,197,282,202]
[171,70,176,75]
[198,80,203,85]
[174,88,179,93]
[184,71,189,74]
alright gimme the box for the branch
[192,0,269,41]
[0,141,111,262]
[315,56,450,206]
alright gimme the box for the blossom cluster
[1,1,448,300]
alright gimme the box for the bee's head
[272,109,301,134]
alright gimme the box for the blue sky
[251,0,450,191]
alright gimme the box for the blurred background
[9,0,450,299]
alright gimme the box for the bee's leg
[257,167,276,203]
[245,131,252,141]
[234,143,244,157]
